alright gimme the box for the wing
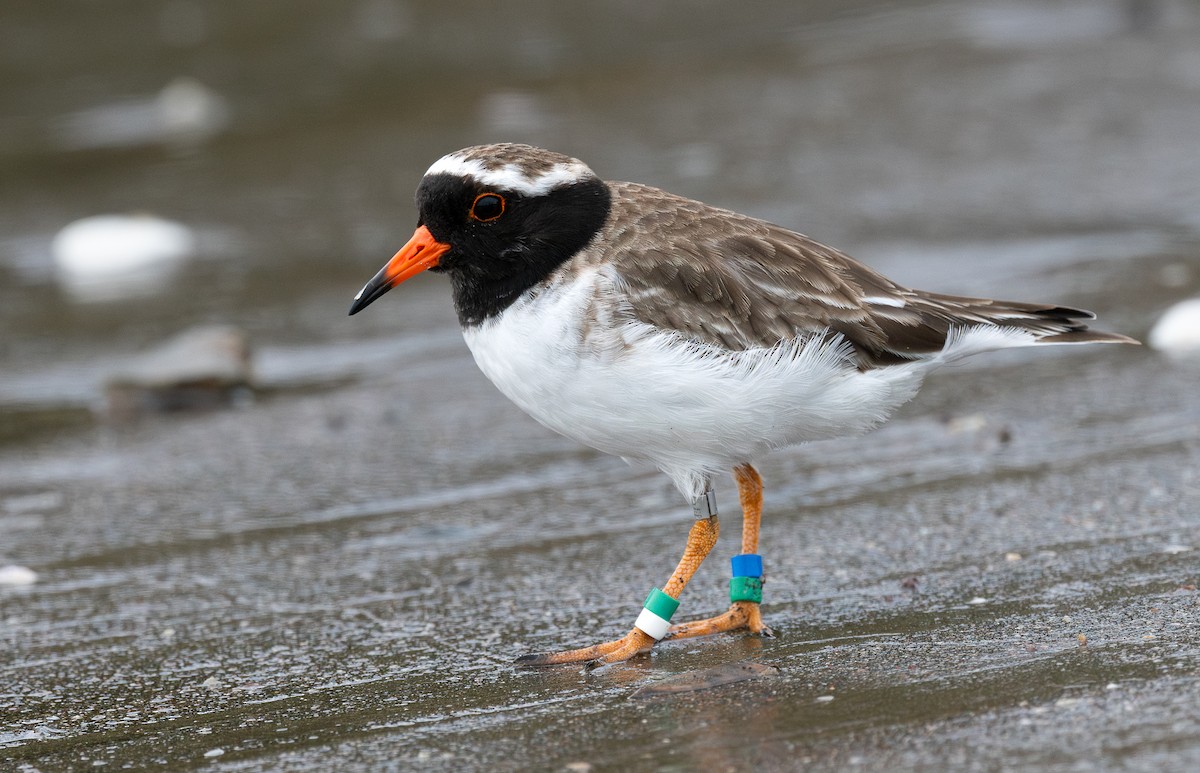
[596,182,1131,368]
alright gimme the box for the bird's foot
[665,601,774,640]
[516,628,655,667]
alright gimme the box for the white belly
[462,270,927,499]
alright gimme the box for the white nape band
[634,608,673,641]
[425,154,593,197]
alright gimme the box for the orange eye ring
[469,192,506,222]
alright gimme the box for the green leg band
[643,587,680,620]
[730,576,763,604]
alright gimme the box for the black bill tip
[347,267,393,316]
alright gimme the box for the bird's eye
[469,193,505,222]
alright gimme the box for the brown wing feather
[591,182,1134,367]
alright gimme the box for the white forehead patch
[424,154,594,197]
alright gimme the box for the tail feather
[914,293,1137,343]
[1036,329,1140,345]
[854,291,1138,368]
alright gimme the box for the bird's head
[349,143,611,325]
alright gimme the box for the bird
[348,143,1137,667]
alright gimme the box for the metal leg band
[692,488,718,520]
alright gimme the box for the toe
[515,629,654,667]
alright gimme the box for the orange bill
[348,225,451,315]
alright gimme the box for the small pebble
[203,748,224,758]
[968,597,988,605]
[105,325,254,419]
[1005,552,1022,562]
[946,413,988,433]
[1158,262,1191,288]
[815,695,835,703]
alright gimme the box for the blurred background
[4,1,1200,769]
[3,0,1198,420]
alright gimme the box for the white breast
[462,268,928,499]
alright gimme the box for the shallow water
[3,1,1200,770]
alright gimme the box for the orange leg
[666,464,774,640]
[516,514,720,667]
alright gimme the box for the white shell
[1149,298,1200,355]
[51,214,195,301]
[0,565,38,586]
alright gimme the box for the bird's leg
[666,464,774,640]
[516,502,721,667]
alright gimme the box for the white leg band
[634,607,673,641]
